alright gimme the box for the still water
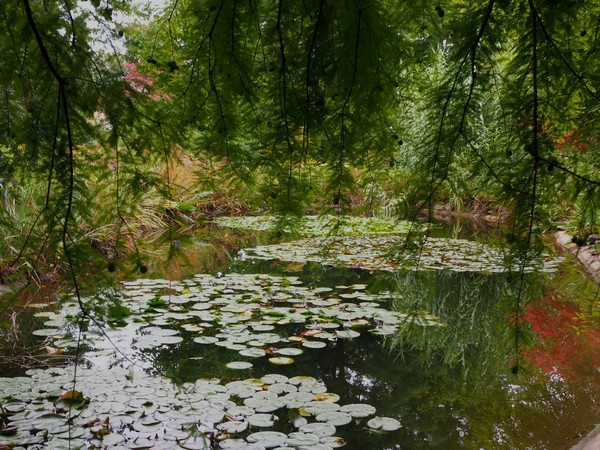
[0,220,598,449]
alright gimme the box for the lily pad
[339,403,376,418]
[246,431,288,447]
[313,393,340,403]
[335,330,360,339]
[319,436,346,448]
[366,416,402,431]
[261,374,289,385]
[268,357,295,365]
[315,411,353,426]
[277,347,304,356]
[240,348,267,358]
[286,432,320,446]
[304,401,341,415]
[302,341,327,349]
[226,361,253,370]
[299,423,337,437]
[220,439,267,449]
[247,413,277,427]
[194,336,220,344]
[217,420,248,433]
[32,328,61,337]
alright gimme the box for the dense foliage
[0,0,599,279]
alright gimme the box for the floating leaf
[315,411,353,426]
[268,357,294,365]
[246,431,287,447]
[303,401,341,415]
[366,416,402,431]
[302,341,327,349]
[319,436,346,448]
[194,336,219,344]
[335,330,360,339]
[177,436,213,449]
[236,348,264,358]
[300,423,337,437]
[286,431,320,446]
[156,335,183,345]
[32,328,61,337]
[339,403,376,418]
[247,413,276,427]
[267,383,297,395]
[282,391,315,409]
[277,348,303,356]
[261,374,289,385]
[59,390,85,402]
[227,405,256,417]
[217,420,248,433]
[226,361,253,370]
[314,393,340,403]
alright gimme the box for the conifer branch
[276,0,295,208]
[304,0,324,155]
[531,3,598,98]
[422,0,496,218]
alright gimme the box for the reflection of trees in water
[381,270,599,449]
[384,270,525,379]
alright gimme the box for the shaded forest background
[0,0,599,285]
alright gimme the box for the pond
[0,216,598,450]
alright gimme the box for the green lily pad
[339,403,376,418]
[261,374,289,385]
[217,420,248,433]
[226,361,253,370]
[32,328,61,337]
[304,401,341,415]
[268,357,295,365]
[282,391,315,409]
[315,411,353,426]
[227,405,256,417]
[314,393,340,403]
[366,416,402,431]
[286,431,320,446]
[246,431,287,447]
[319,436,347,448]
[277,347,304,356]
[239,348,266,358]
[247,413,277,427]
[299,423,337,437]
[194,336,219,344]
[302,341,327,349]
[219,438,266,449]
[335,330,360,339]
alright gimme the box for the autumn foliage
[522,292,600,378]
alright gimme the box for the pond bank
[554,229,600,450]
[570,424,600,450]
[554,230,600,283]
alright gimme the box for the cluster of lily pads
[214,215,563,274]
[0,366,399,449]
[1,273,428,447]
[213,215,419,236]
[240,235,563,274]
[35,273,441,363]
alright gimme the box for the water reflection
[1,224,598,449]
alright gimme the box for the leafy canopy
[0,0,599,278]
